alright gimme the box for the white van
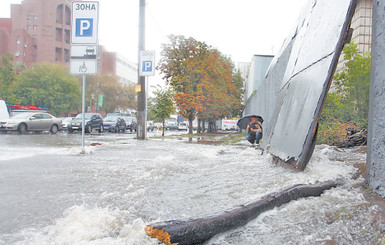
[0,100,9,120]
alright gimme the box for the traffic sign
[139,50,155,76]
[71,1,99,44]
[71,45,97,59]
[70,60,97,74]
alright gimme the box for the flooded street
[0,131,383,244]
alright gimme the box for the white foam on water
[11,205,157,245]
[0,146,72,161]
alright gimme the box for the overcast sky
[0,0,308,62]
[1,0,308,87]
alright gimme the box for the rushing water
[0,132,382,244]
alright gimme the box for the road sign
[71,1,99,44]
[70,60,97,74]
[71,45,97,59]
[139,50,155,76]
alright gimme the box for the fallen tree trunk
[145,179,343,245]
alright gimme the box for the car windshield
[124,117,134,123]
[75,114,92,120]
[104,117,117,122]
[11,113,34,119]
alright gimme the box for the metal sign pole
[81,73,86,153]
[145,76,148,140]
[71,1,98,152]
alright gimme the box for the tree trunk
[188,114,193,134]
[145,179,343,245]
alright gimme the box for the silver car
[1,112,63,134]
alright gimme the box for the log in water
[145,179,343,245]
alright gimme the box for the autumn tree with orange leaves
[158,35,243,133]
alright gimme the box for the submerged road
[0,131,383,244]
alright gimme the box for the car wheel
[87,124,92,133]
[68,129,73,134]
[98,124,104,133]
[18,123,27,134]
[50,124,59,134]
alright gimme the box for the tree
[319,42,370,144]
[11,63,81,116]
[158,35,244,133]
[158,35,210,134]
[149,85,175,136]
[87,74,137,113]
[332,42,370,128]
[196,50,244,132]
[0,53,16,101]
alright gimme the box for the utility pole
[367,0,385,197]
[137,0,146,140]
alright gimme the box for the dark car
[147,121,155,131]
[165,120,178,130]
[67,113,104,133]
[103,116,126,133]
[123,116,137,132]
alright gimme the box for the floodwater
[0,131,383,244]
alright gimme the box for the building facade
[243,54,274,102]
[0,0,72,66]
[351,0,372,53]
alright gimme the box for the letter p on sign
[143,61,153,72]
[76,18,93,37]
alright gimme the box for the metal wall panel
[244,0,357,170]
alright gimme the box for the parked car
[103,116,126,132]
[123,116,137,132]
[147,121,155,131]
[178,122,188,131]
[67,113,104,133]
[165,120,178,130]
[59,117,74,130]
[0,112,62,134]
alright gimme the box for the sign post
[138,50,155,140]
[71,1,99,153]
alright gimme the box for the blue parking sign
[139,50,155,76]
[142,61,153,72]
[71,2,98,44]
[76,18,93,37]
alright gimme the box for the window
[33,25,37,30]
[33,15,38,20]
[27,25,31,30]
[15,50,20,57]
[56,28,62,41]
[33,35,37,39]
[56,5,63,24]
[42,114,52,119]
[16,39,20,45]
